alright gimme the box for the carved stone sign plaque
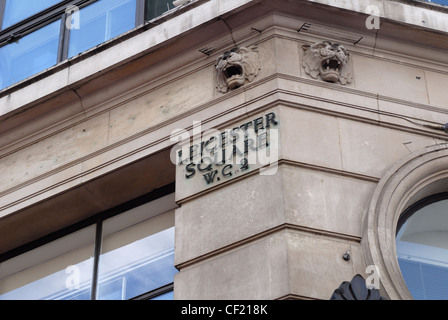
[173,111,280,201]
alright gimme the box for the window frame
[0,0,147,59]
[395,192,448,300]
[0,182,176,300]
[362,144,448,300]
[0,0,186,91]
[132,282,175,300]
[396,192,448,235]
[0,1,5,32]
[0,0,88,47]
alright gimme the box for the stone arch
[362,143,448,300]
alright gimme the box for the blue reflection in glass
[1,0,62,29]
[0,225,95,301]
[396,200,448,300]
[97,227,178,300]
[425,0,448,5]
[68,0,136,58]
[0,259,94,300]
[0,20,60,90]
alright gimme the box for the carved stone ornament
[302,40,353,85]
[216,46,261,93]
[330,274,388,300]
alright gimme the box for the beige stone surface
[282,165,376,237]
[425,70,448,109]
[352,54,429,104]
[1,1,448,302]
[174,229,364,300]
[174,230,289,300]
[0,69,70,117]
[0,96,85,152]
[274,37,302,77]
[338,118,440,178]
[0,112,110,194]
[175,167,285,265]
[252,37,277,81]
[278,77,377,111]
[279,106,343,171]
[378,98,448,127]
[174,163,374,266]
[286,230,365,299]
[108,66,215,145]
[2,16,447,220]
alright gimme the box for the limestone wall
[0,1,447,300]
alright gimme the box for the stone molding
[361,143,448,300]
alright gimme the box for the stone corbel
[215,46,261,93]
[302,40,353,85]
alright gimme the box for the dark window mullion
[58,7,78,62]
[132,283,175,300]
[136,0,146,27]
[91,219,103,301]
[0,0,6,30]
[57,13,68,62]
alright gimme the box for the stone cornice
[1,73,446,218]
[1,0,447,132]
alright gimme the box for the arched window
[362,144,448,300]
[396,193,448,300]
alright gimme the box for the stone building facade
[0,0,448,300]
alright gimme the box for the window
[1,0,63,29]
[424,0,448,5]
[0,225,96,300]
[146,0,174,21]
[396,194,448,300]
[0,0,180,91]
[68,0,137,58]
[362,144,448,300]
[0,20,60,89]
[97,207,177,300]
[0,191,178,300]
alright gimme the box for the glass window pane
[145,0,174,21]
[396,198,448,300]
[425,0,448,5]
[68,0,136,58]
[97,202,177,300]
[0,20,60,90]
[1,0,62,29]
[0,226,96,300]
